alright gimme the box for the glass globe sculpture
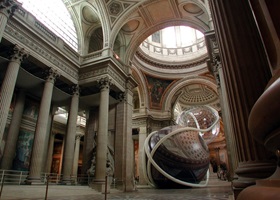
[143,105,220,188]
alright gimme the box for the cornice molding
[135,49,208,70]
[4,20,79,83]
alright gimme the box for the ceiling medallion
[108,2,122,16]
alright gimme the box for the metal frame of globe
[177,105,221,144]
[142,105,220,188]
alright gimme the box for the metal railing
[0,170,94,186]
[0,170,28,185]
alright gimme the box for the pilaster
[138,126,148,185]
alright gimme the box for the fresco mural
[13,130,34,171]
[12,97,39,171]
[146,75,173,109]
[23,100,39,119]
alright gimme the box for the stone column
[205,0,214,30]
[61,85,79,183]
[42,106,56,173]
[205,30,239,177]
[93,77,111,191]
[114,93,126,189]
[114,89,134,191]
[0,45,28,145]
[82,109,97,176]
[0,89,25,169]
[72,134,82,178]
[45,106,58,173]
[138,126,147,185]
[45,132,56,173]
[27,68,60,183]
[0,0,18,42]
[123,89,134,191]
[209,0,275,198]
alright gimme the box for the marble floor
[0,180,233,200]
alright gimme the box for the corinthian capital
[71,84,80,96]
[10,44,29,63]
[117,92,126,102]
[0,0,18,18]
[97,77,112,90]
[45,68,60,82]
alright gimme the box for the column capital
[45,68,60,82]
[117,92,126,102]
[97,77,112,90]
[0,0,18,18]
[10,45,29,63]
[71,84,80,96]
[75,134,83,140]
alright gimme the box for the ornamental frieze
[132,118,148,127]
[5,22,79,81]
[79,68,110,80]
[136,50,208,69]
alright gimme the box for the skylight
[140,26,207,62]
[162,26,204,48]
[17,0,78,51]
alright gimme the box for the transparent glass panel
[17,0,78,51]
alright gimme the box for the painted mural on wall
[13,130,34,171]
[12,97,39,171]
[146,75,173,109]
[23,99,39,119]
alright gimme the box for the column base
[60,176,75,185]
[232,161,276,199]
[91,178,110,193]
[111,178,136,191]
[25,176,43,185]
[237,175,280,200]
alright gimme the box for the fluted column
[114,90,134,191]
[27,68,60,183]
[45,106,58,173]
[123,89,134,191]
[0,45,28,145]
[209,0,275,198]
[0,0,18,42]
[114,92,126,188]
[205,30,239,177]
[216,61,239,176]
[61,85,80,183]
[205,0,214,30]
[82,109,97,176]
[93,77,111,191]
[0,89,25,169]
[45,132,56,173]
[72,134,82,178]
[138,126,147,185]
